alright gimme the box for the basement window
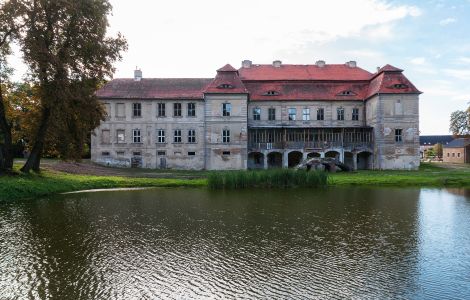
[116,151,125,156]
[101,151,110,156]
[222,151,231,156]
[218,83,234,89]
[188,151,196,156]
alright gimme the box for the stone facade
[92,61,421,170]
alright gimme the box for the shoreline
[2,163,470,201]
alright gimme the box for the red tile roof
[96,63,420,101]
[96,78,212,99]
[238,64,373,81]
[245,81,369,101]
[204,64,248,94]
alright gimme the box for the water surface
[1,188,470,299]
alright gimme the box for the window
[101,151,110,156]
[447,153,450,157]
[288,108,296,121]
[174,129,182,143]
[173,103,182,117]
[157,103,166,117]
[253,108,261,120]
[222,129,230,143]
[337,107,344,121]
[132,129,141,143]
[302,108,310,121]
[116,151,125,156]
[101,130,110,144]
[188,151,196,156]
[133,151,141,156]
[187,103,196,117]
[223,103,231,116]
[395,129,403,142]
[116,103,125,117]
[218,84,234,89]
[133,103,142,117]
[157,151,166,156]
[188,129,196,143]
[395,100,403,115]
[458,153,461,158]
[222,151,231,156]
[352,108,359,121]
[264,90,279,96]
[317,108,324,120]
[157,129,165,143]
[268,108,276,121]
[116,129,125,143]
[104,103,111,118]
[452,153,455,157]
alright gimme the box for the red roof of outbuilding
[238,64,373,81]
[96,78,212,99]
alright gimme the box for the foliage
[449,109,470,136]
[16,0,127,172]
[208,169,328,189]
[434,143,443,158]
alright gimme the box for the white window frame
[173,103,182,117]
[223,103,232,116]
[116,129,125,143]
[174,129,182,143]
[188,129,196,143]
[222,129,230,143]
[253,108,261,120]
[268,108,276,121]
[337,107,344,121]
[157,103,166,117]
[302,108,310,121]
[288,108,296,121]
[187,103,196,117]
[157,129,165,143]
[132,103,142,117]
[132,129,141,143]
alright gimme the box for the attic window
[338,90,356,96]
[264,90,279,96]
[218,83,234,89]
[393,83,408,89]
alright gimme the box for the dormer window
[264,90,279,96]
[217,83,234,89]
[393,83,408,89]
[338,90,356,96]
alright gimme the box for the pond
[1,188,470,299]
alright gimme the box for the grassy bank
[208,169,328,189]
[329,163,470,187]
[0,170,205,201]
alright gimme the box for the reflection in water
[0,188,469,299]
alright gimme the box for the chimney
[315,60,325,68]
[273,60,282,68]
[376,66,381,72]
[346,61,357,68]
[134,68,142,81]
[242,60,252,68]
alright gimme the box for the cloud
[444,69,470,80]
[457,57,470,64]
[439,18,457,26]
[410,57,426,65]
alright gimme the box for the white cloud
[444,69,470,80]
[457,57,470,64]
[410,57,426,65]
[439,18,457,26]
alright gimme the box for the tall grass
[208,169,328,189]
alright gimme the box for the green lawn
[1,162,470,201]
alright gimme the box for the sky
[8,0,470,135]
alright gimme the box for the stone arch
[325,150,340,161]
[357,151,373,170]
[267,152,283,168]
[307,152,321,159]
[248,152,264,169]
[288,151,303,168]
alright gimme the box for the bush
[208,169,328,189]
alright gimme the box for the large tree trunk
[20,107,51,173]
[0,84,14,172]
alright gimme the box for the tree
[18,0,127,172]
[0,0,25,172]
[449,109,470,136]
[434,143,443,159]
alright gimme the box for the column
[302,152,308,161]
[353,152,358,171]
[283,151,289,168]
[320,152,325,158]
[263,152,268,169]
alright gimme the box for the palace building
[91,60,421,170]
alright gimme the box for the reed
[208,169,328,189]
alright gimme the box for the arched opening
[248,152,264,169]
[357,151,373,170]
[307,152,321,159]
[325,151,340,161]
[344,152,354,170]
[288,151,303,168]
[267,152,282,168]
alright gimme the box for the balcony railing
[248,141,373,151]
